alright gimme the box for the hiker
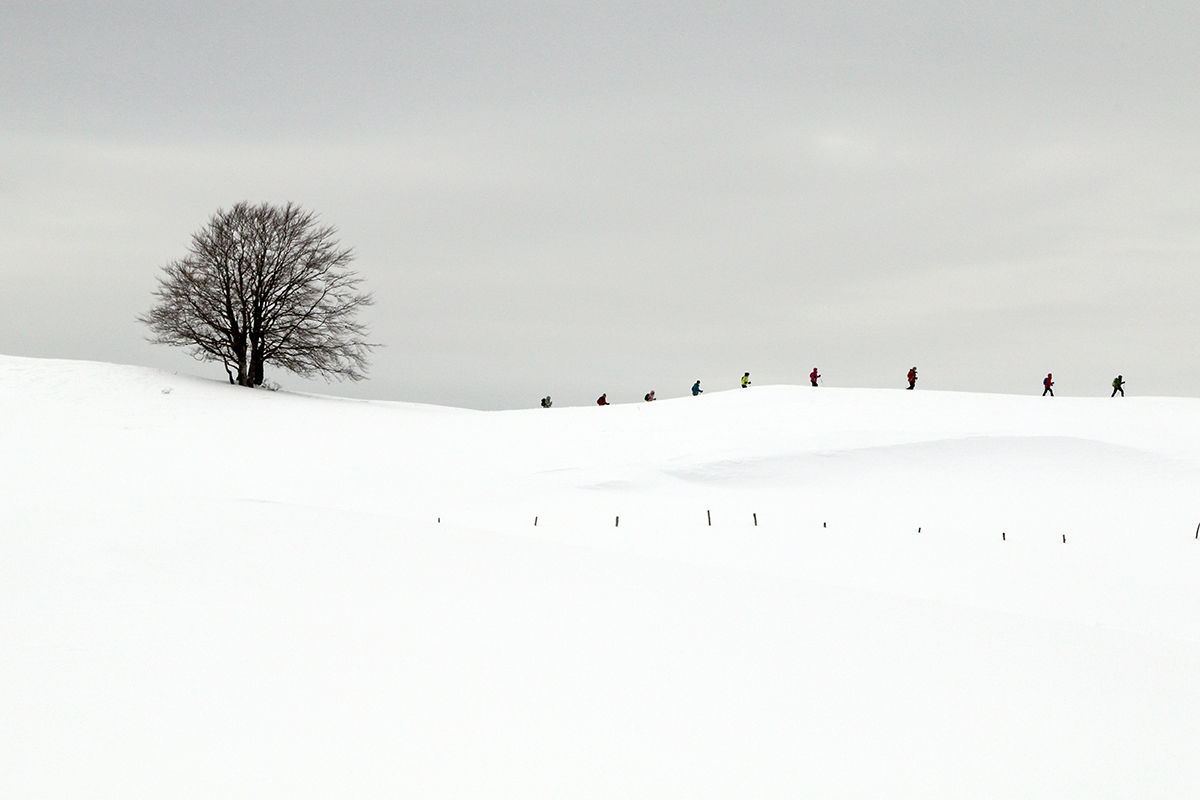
[540,396,552,408]
[1043,373,1054,396]
[742,372,751,388]
[1112,375,1125,397]
[692,380,703,396]
[907,367,917,390]
[644,390,656,402]
[597,393,609,406]
[809,368,820,387]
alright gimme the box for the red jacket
[907,369,917,381]
[597,395,608,405]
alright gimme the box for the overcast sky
[2,0,1198,408]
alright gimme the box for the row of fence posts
[443,515,1200,542]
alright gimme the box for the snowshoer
[810,368,820,387]
[907,368,917,390]
[742,372,751,388]
[540,396,552,408]
[1043,373,1054,396]
[1112,375,1125,397]
[597,394,609,406]
[692,380,702,396]
[644,390,656,402]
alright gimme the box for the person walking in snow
[644,390,656,402]
[1043,373,1054,396]
[597,393,609,406]
[540,396,552,408]
[810,368,820,387]
[742,372,751,389]
[906,367,917,390]
[692,380,703,396]
[1112,375,1125,397]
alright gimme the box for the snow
[2,353,1199,798]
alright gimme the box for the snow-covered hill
[3,354,1199,798]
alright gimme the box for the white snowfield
[2,353,1199,798]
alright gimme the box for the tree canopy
[141,202,375,387]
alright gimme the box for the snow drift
[2,353,1199,798]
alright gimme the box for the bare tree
[140,202,375,387]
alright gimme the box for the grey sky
[2,1,1198,408]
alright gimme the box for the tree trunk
[250,352,264,386]
[249,335,264,387]
[231,335,250,386]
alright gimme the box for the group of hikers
[539,368,1130,407]
[1040,373,1126,396]
[592,375,742,406]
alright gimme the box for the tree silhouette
[141,202,375,387]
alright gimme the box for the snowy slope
[2,353,1199,798]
